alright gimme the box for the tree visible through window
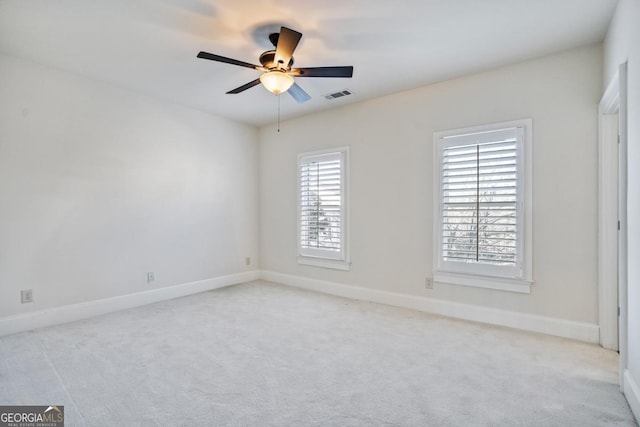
[441,139,517,266]
[300,160,339,251]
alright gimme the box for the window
[433,119,532,293]
[297,147,349,270]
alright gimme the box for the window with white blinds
[442,136,518,266]
[434,120,532,293]
[297,148,349,269]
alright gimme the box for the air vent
[325,89,353,100]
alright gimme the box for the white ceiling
[0,0,617,126]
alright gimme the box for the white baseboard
[260,271,600,344]
[624,370,640,423]
[1,269,601,345]
[0,271,259,337]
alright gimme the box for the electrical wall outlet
[425,278,433,289]
[21,289,33,303]
[147,272,155,283]
[245,257,251,266]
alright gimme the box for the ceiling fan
[197,26,353,103]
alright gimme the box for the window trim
[433,119,533,293]
[297,146,350,271]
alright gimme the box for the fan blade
[288,83,311,104]
[226,78,262,94]
[274,27,302,69]
[291,66,353,78]
[197,51,262,70]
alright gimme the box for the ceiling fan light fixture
[260,71,294,95]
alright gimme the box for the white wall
[259,44,602,325]
[0,53,259,318]
[604,0,640,420]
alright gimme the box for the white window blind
[298,148,348,266]
[434,120,532,293]
[441,135,518,266]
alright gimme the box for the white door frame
[598,81,619,351]
[598,62,628,388]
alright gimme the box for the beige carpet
[0,280,636,426]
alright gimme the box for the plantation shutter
[299,151,344,260]
[440,127,521,267]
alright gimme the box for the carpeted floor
[0,280,636,426]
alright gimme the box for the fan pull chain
[277,94,281,132]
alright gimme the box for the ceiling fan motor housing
[259,50,293,71]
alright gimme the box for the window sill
[433,271,532,294]
[297,256,350,271]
